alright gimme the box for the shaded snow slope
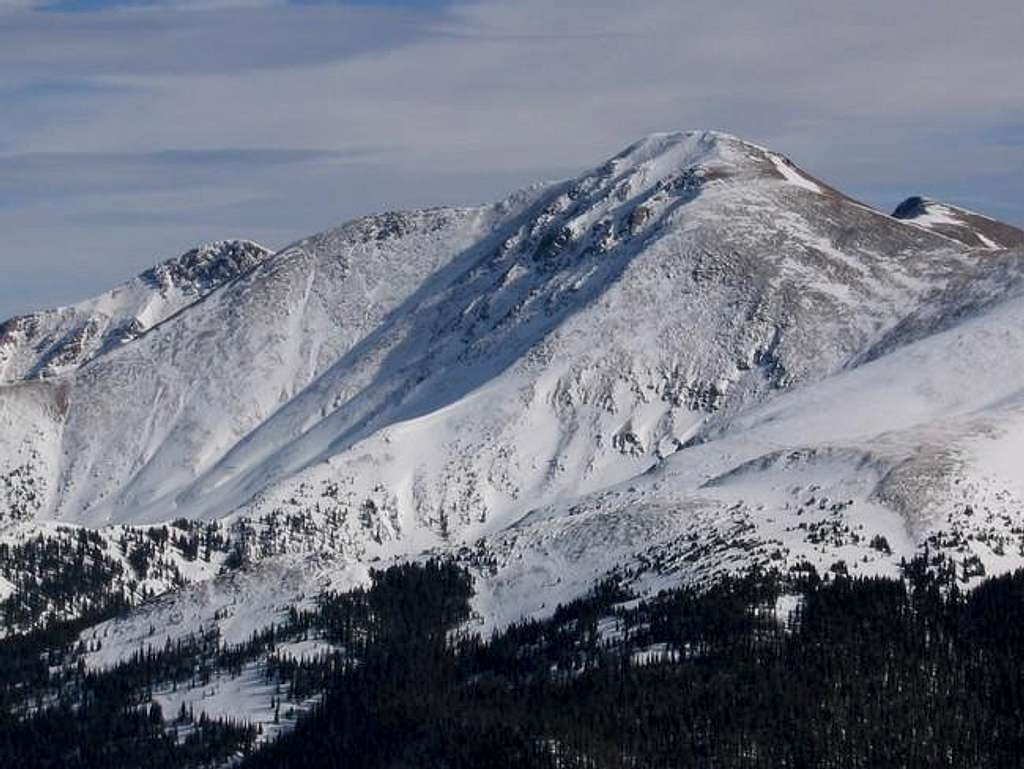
[0,380,65,522]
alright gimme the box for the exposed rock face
[142,240,272,295]
[893,196,1024,250]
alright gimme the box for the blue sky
[1,0,1022,317]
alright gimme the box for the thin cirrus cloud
[0,0,1022,318]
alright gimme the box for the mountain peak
[601,130,833,201]
[142,239,271,294]
[892,196,1024,250]
[609,130,767,172]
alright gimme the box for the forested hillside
[4,553,1024,767]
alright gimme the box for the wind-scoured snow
[767,152,824,194]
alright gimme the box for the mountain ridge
[0,239,271,383]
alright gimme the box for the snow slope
[474,250,1024,626]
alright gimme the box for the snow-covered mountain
[3,130,1024,652]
